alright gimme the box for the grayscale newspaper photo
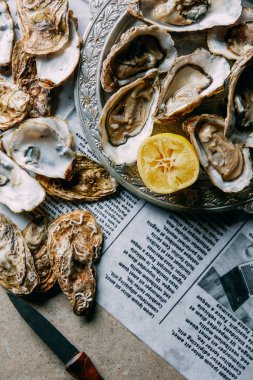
[1,0,253,380]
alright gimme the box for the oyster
[128,0,242,32]
[0,213,39,295]
[22,214,56,293]
[0,150,45,213]
[225,52,253,147]
[48,211,103,315]
[154,49,230,124]
[0,79,30,131]
[99,69,160,165]
[12,41,37,84]
[36,14,82,87]
[36,154,118,201]
[0,0,14,72]
[208,8,253,60]
[184,114,253,192]
[17,0,69,55]
[101,25,176,92]
[9,119,75,179]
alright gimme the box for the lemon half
[137,133,199,194]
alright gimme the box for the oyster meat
[0,213,39,295]
[100,69,160,164]
[17,0,69,55]
[128,0,242,32]
[0,0,14,72]
[48,211,103,315]
[22,214,56,293]
[9,119,75,179]
[36,14,82,87]
[225,52,253,147]
[208,8,253,60]
[0,79,30,131]
[101,25,176,92]
[155,49,230,123]
[184,114,253,192]
[0,150,45,213]
[36,154,118,201]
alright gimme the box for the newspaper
[2,1,253,379]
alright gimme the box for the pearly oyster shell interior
[48,211,103,315]
[0,213,39,295]
[0,0,14,72]
[0,150,45,213]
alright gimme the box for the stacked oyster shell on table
[0,0,118,314]
[99,0,253,195]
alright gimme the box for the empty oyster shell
[128,0,242,32]
[225,52,253,148]
[155,49,230,124]
[0,213,39,295]
[22,214,56,293]
[0,79,30,131]
[12,41,37,84]
[0,150,45,213]
[48,211,103,315]
[184,114,253,192]
[17,0,69,55]
[9,119,75,179]
[36,14,82,87]
[207,7,253,60]
[0,0,14,72]
[36,154,118,201]
[100,69,160,165]
[101,25,177,92]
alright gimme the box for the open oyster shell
[0,79,30,131]
[154,49,230,124]
[22,214,56,293]
[101,25,176,92]
[36,14,82,87]
[0,0,14,72]
[225,52,253,147]
[128,0,242,32]
[100,69,160,165]
[17,0,69,55]
[184,114,253,192]
[0,150,45,213]
[0,213,39,295]
[36,154,118,201]
[207,7,253,60]
[48,211,103,315]
[9,119,75,179]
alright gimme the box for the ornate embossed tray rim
[74,0,253,213]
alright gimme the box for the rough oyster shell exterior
[128,0,242,32]
[101,24,177,92]
[0,0,14,72]
[17,0,69,55]
[0,79,30,131]
[48,211,103,315]
[0,213,39,295]
[36,153,118,201]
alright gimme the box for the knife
[7,292,103,380]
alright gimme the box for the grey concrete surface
[0,288,185,380]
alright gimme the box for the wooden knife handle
[65,352,103,380]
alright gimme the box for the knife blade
[7,292,103,380]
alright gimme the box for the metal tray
[75,0,253,213]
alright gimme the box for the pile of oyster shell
[99,0,253,193]
[0,211,103,315]
[0,0,118,214]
